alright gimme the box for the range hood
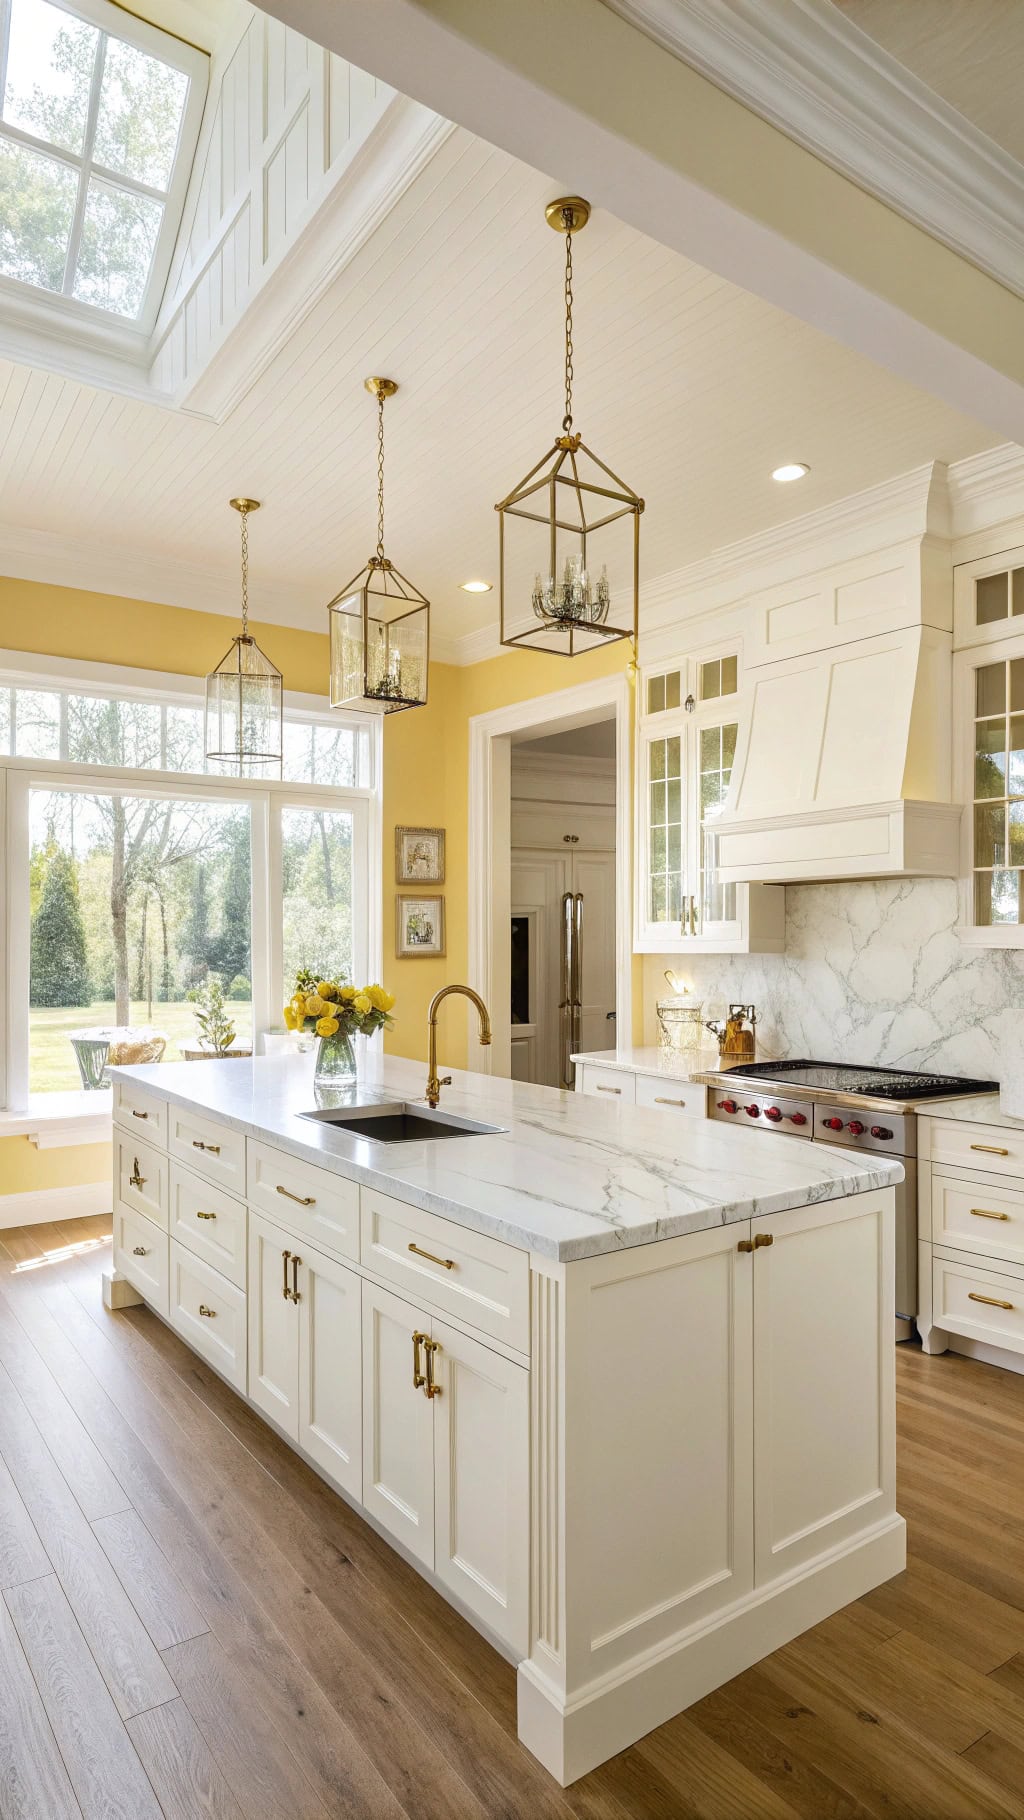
[712,623,962,885]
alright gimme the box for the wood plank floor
[1,1217,1024,1819]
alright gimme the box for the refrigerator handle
[572,892,584,1064]
[559,891,574,1088]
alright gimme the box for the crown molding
[946,442,1024,542]
[604,0,1024,300]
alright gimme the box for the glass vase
[314,1028,357,1088]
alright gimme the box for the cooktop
[715,1060,998,1102]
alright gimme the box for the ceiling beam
[259,0,1024,444]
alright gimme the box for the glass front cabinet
[635,653,784,954]
[953,545,1024,946]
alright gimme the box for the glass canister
[656,974,705,1056]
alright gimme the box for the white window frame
[0,656,382,1133]
[953,629,1024,948]
[0,0,207,339]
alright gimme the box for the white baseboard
[947,1333,1024,1378]
[0,1180,112,1230]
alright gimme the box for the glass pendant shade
[205,497,283,774]
[328,377,429,715]
[497,198,643,658]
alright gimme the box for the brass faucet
[426,984,491,1107]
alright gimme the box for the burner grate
[717,1059,997,1100]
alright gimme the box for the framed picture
[395,825,445,885]
[396,893,446,958]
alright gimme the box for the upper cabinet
[952,544,1024,946]
[634,650,784,955]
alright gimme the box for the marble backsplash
[643,878,1024,1081]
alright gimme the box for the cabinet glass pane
[647,734,683,925]
[1012,659,1024,713]
[974,803,1004,867]
[972,656,1024,926]
[699,721,737,925]
[698,655,738,702]
[975,870,1021,925]
[976,721,1007,797]
[646,671,681,715]
[977,663,1006,718]
[1011,717,1024,796]
[976,573,1009,625]
[1011,804,1024,866]
[1014,569,1024,616]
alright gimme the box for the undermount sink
[299,1100,506,1142]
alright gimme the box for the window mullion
[63,30,107,296]
[0,1,12,116]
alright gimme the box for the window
[0,0,205,325]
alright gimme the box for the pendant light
[496,198,643,658]
[327,377,429,714]
[205,498,283,774]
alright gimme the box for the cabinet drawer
[932,1250,1024,1355]
[170,1163,247,1289]
[167,1105,245,1196]
[634,1073,705,1118]
[247,1139,359,1262]
[168,1242,247,1392]
[924,1118,1024,1181]
[578,1065,635,1104]
[113,1082,167,1148]
[361,1189,529,1353]
[930,1170,1024,1269]
[114,1131,168,1229]
[113,1203,168,1315]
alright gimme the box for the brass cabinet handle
[198,1304,215,1318]
[132,1245,148,1256]
[970,1208,1010,1222]
[131,1109,149,1119]
[277,1185,315,1207]
[291,1254,301,1303]
[412,1330,428,1390]
[424,1337,442,1398]
[971,1143,1009,1156]
[192,1139,221,1155]
[753,1232,774,1249]
[654,1097,687,1107]
[737,1237,754,1253]
[282,1248,292,1301]
[408,1242,455,1270]
[968,1291,1014,1311]
[129,1157,146,1190]
[595,1084,621,1095]
[196,1209,217,1221]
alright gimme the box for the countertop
[110,1054,902,1263]
[917,1091,1012,1128]
[570,1045,723,1081]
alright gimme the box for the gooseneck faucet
[426,984,491,1107]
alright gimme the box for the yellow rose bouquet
[283,969,395,1085]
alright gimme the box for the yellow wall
[0,1138,112,1196]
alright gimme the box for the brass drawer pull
[968,1291,1014,1311]
[132,1245,148,1256]
[654,1096,687,1107]
[424,1336,442,1398]
[595,1084,621,1094]
[970,1208,1010,1222]
[196,1209,217,1221]
[282,1248,292,1301]
[408,1242,455,1270]
[277,1185,315,1207]
[753,1231,774,1249]
[412,1330,428,1389]
[192,1139,221,1155]
[128,1158,146,1190]
[970,1143,1009,1156]
[131,1109,149,1119]
[198,1304,215,1318]
[737,1237,754,1253]
[291,1254,301,1303]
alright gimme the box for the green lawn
[30,999,253,1094]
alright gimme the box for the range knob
[870,1125,893,1141]
[764,1106,783,1122]
[847,1120,866,1136]
[788,1112,808,1126]
[823,1116,844,1131]
[745,1104,761,1117]
[717,1099,738,1114]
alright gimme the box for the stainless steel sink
[299,1101,506,1142]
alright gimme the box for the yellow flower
[283,1005,295,1030]
[304,993,326,1018]
[367,984,395,1012]
[353,993,371,1015]
[316,1014,340,1037]
[338,985,357,1002]
[317,981,338,1001]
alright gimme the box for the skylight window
[0,0,206,327]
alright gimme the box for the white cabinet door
[298,1246,362,1500]
[361,1280,434,1568]
[752,1194,895,1585]
[248,1212,300,1440]
[432,1319,529,1655]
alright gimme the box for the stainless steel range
[695,1059,998,1331]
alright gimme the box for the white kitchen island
[106,1052,905,1785]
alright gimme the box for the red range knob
[764,1106,783,1122]
[823,1117,844,1131]
[847,1120,866,1136]
[745,1104,761,1117]
[788,1112,808,1126]
[717,1099,738,1114]
[870,1126,893,1140]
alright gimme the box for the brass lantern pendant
[205,498,283,774]
[496,198,643,658]
[328,377,429,715]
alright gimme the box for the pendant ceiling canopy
[205,498,283,774]
[327,377,430,715]
[495,197,643,659]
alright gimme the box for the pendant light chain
[238,503,250,639]
[376,388,386,562]
[562,210,574,433]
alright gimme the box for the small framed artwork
[395,825,446,885]
[396,893,446,958]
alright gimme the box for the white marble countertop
[570,1045,723,1081]
[110,1054,902,1262]
[918,1091,1012,1128]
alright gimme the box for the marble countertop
[570,1045,724,1081]
[917,1091,1013,1128]
[110,1054,902,1263]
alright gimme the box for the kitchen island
[106,1053,905,1785]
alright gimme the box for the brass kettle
[705,1002,757,1061]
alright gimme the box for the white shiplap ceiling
[0,124,996,652]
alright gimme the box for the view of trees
[29,843,91,1007]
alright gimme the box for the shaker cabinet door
[360,1280,434,1568]
[248,1212,300,1440]
[298,1245,362,1500]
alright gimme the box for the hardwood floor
[1,1216,1024,1818]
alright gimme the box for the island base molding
[517,1514,907,1785]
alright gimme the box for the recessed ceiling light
[772,462,810,483]
[461,579,492,592]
